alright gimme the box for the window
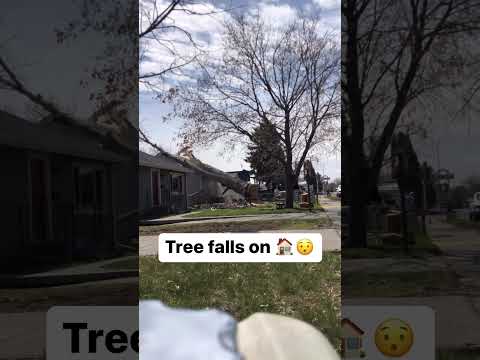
[346,338,360,350]
[74,166,104,212]
[172,174,183,193]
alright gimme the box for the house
[276,238,293,255]
[139,150,192,216]
[341,318,365,358]
[0,110,137,268]
[187,169,250,207]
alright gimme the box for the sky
[1,1,477,184]
[139,0,342,179]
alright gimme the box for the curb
[0,271,138,288]
[140,214,261,226]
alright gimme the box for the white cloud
[139,0,341,173]
[257,3,298,27]
[139,1,306,91]
[313,0,341,10]
[139,0,230,91]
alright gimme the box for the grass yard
[140,217,332,235]
[140,253,341,347]
[342,269,458,297]
[185,203,324,218]
[343,231,442,259]
[447,217,480,232]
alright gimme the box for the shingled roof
[139,150,192,173]
[0,110,125,162]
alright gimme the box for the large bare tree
[0,1,256,198]
[342,0,480,247]
[171,14,340,207]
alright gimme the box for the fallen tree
[139,129,256,201]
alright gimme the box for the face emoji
[296,239,313,255]
[374,318,414,357]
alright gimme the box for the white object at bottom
[237,313,340,360]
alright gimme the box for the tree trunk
[347,174,368,248]
[285,172,295,209]
[344,139,368,248]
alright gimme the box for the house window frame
[171,172,184,194]
[346,337,361,350]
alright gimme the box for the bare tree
[0,0,221,146]
[342,0,480,247]
[0,1,254,198]
[171,14,340,207]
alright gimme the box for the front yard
[140,253,341,347]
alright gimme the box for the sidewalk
[140,197,342,256]
[343,215,480,349]
[140,228,341,256]
[0,256,138,288]
[428,216,480,292]
[141,211,324,226]
[0,312,45,359]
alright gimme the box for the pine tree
[245,119,286,190]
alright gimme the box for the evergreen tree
[245,119,286,190]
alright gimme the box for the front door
[30,157,51,243]
[151,170,160,207]
[73,165,107,256]
[160,173,171,209]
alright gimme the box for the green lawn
[185,203,324,218]
[140,217,332,235]
[140,253,341,347]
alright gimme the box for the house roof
[341,318,364,335]
[0,110,126,162]
[277,238,292,246]
[139,150,193,173]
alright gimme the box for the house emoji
[341,318,366,358]
[276,238,293,255]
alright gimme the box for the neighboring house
[139,151,192,216]
[341,318,365,358]
[276,238,293,255]
[0,111,137,267]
